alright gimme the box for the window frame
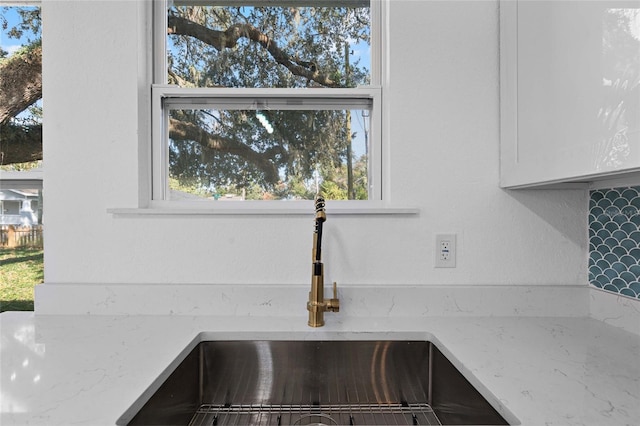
[150,0,385,206]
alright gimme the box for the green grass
[0,247,44,312]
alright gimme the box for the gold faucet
[307,195,339,327]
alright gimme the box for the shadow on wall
[505,188,588,248]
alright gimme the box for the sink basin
[118,339,511,426]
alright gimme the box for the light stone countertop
[0,312,638,426]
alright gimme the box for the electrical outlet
[435,234,456,268]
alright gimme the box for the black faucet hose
[314,196,326,262]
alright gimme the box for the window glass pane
[1,6,44,310]
[168,105,371,200]
[167,1,370,88]
[0,5,42,168]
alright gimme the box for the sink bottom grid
[188,402,442,425]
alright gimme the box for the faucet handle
[327,282,340,312]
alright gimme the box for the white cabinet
[500,0,640,188]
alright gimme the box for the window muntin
[153,1,382,204]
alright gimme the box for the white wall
[40,1,588,300]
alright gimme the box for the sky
[1,6,39,55]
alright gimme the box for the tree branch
[168,15,339,87]
[0,44,42,125]
[169,118,279,183]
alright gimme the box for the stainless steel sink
[118,340,510,426]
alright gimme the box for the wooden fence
[0,225,43,248]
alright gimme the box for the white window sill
[107,201,419,216]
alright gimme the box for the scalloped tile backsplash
[589,186,640,299]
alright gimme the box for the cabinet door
[500,0,640,188]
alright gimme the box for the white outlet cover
[435,234,456,268]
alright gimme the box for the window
[1,3,44,312]
[152,0,382,203]
[1,3,44,225]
